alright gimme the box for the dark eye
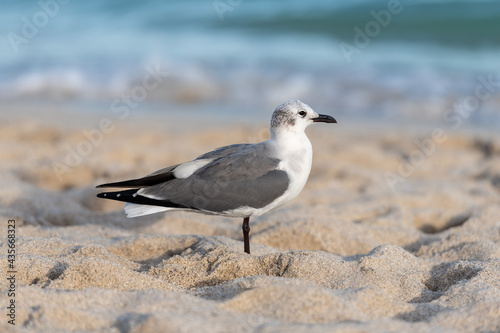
[298,110,307,117]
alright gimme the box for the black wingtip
[95,189,192,210]
[96,182,117,188]
[96,190,130,201]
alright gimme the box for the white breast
[250,133,313,217]
[276,139,313,202]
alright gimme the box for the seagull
[96,100,336,254]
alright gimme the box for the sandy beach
[1,103,499,332]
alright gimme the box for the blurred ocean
[1,0,499,125]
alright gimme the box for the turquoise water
[1,0,499,124]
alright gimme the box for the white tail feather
[124,203,172,218]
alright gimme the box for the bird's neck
[270,127,311,152]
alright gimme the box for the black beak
[312,114,337,123]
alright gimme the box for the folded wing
[96,142,290,215]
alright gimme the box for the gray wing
[96,144,254,189]
[194,143,254,160]
[139,144,290,213]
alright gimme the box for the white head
[270,100,336,137]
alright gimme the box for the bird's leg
[242,217,250,254]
